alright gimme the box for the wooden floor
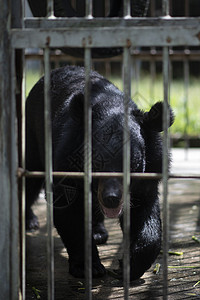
[26,149,200,299]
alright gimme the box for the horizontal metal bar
[11,18,200,48]
[17,169,200,179]
[24,17,200,29]
[25,50,200,63]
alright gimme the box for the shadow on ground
[26,148,200,299]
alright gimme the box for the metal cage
[0,0,200,299]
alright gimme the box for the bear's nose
[102,194,121,209]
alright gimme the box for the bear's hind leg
[120,200,162,280]
[53,199,106,278]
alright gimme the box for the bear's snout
[98,178,123,218]
[102,193,122,209]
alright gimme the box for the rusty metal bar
[44,46,55,300]
[23,17,200,29]
[123,46,131,300]
[24,49,200,63]
[11,18,200,48]
[84,46,92,300]
[162,46,170,300]
[21,52,26,300]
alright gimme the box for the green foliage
[110,74,200,136]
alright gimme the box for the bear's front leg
[53,203,105,278]
[120,200,161,280]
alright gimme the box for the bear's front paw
[93,222,108,245]
[69,260,106,278]
[129,256,151,281]
[69,261,85,278]
[119,257,148,281]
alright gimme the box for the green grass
[109,75,200,136]
[26,70,200,137]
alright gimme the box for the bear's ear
[143,101,174,132]
[68,93,84,122]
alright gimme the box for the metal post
[162,0,170,16]
[124,0,131,18]
[133,55,140,103]
[150,0,156,103]
[21,53,26,300]
[11,45,20,300]
[0,0,19,298]
[185,0,190,17]
[47,0,54,18]
[150,59,156,101]
[11,1,24,298]
[162,46,170,300]
[123,46,131,300]
[183,59,189,158]
[84,46,92,300]
[85,0,93,18]
[44,46,55,300]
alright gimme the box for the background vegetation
[26,70,200,137]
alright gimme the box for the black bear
[25,65,174,280]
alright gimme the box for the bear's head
[69,97,174,218]
[94,101,174,218]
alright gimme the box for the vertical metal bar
[150,59,156,101]
[162,0,169,16]
[44,46,54,300]
[0,1,16,298]
[133,55,140,102]
[22,0,25,26]
[11,1,23,298]
[22,52,26,300]
[150,0,155,16]
[150,0,156,103]
[123,46,131,300]
[162,46,170,300]
[185,0,190,17]
[47,0,54,18]
[84,46,92,300]
[10,45,20,300]
[85,0,93,18]
[124,0,131,18]
[184,0,189,158]
[11,0,24,28]
[183,59,189,158]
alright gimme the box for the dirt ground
[26,149,200,299]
